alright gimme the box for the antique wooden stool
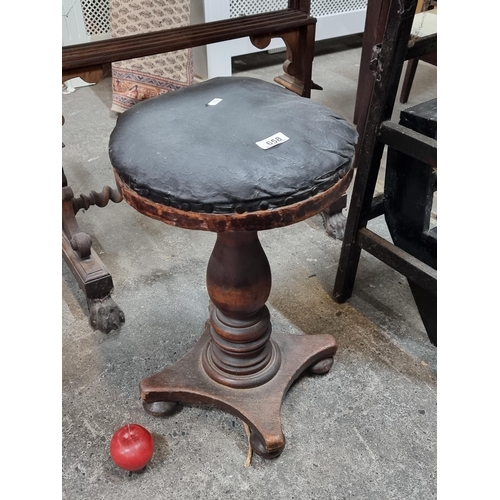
[109,77,357,458]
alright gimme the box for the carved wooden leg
[140,231,337,458]
[62,169,125,333]
[251,23,317,98]
[321,194,348,240]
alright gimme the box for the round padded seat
[109,76,357,227]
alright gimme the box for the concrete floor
[62,34,437,499]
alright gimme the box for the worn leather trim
[116,162,351,214]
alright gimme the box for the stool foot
[250,428,285,459]
[143,400,180,417]
[140,326,337,458]
[309,357,334,374]
[87,296,125,334]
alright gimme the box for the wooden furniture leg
[384,99,437,344]
[400,51,436,103]
[140,231,337,458]
[333,0,437,345]
[334,0,418,303]
[352,0,390,133]
[266,24,316,98]
[399,0,437,103]
[62,67,125,333]
[399,58,420,104]
[62,168,125,333]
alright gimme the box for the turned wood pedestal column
[140,230,337,458]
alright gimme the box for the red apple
[110,424,154,471]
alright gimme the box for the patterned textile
[109,0,193,113]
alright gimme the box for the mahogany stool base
[140,324,337,458]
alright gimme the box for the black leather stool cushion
[109,77,357,214]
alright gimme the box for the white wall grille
[81,0,110,36]
[230,0,287,17]
[70,1,368,38]
[311,0,367,16]
[229,0,367,18]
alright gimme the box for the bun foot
[143,400,179,417]
[250,429,285,459]
[309,357,334,374]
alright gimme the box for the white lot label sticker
[256,132,289,150]
[207,98,222,106]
